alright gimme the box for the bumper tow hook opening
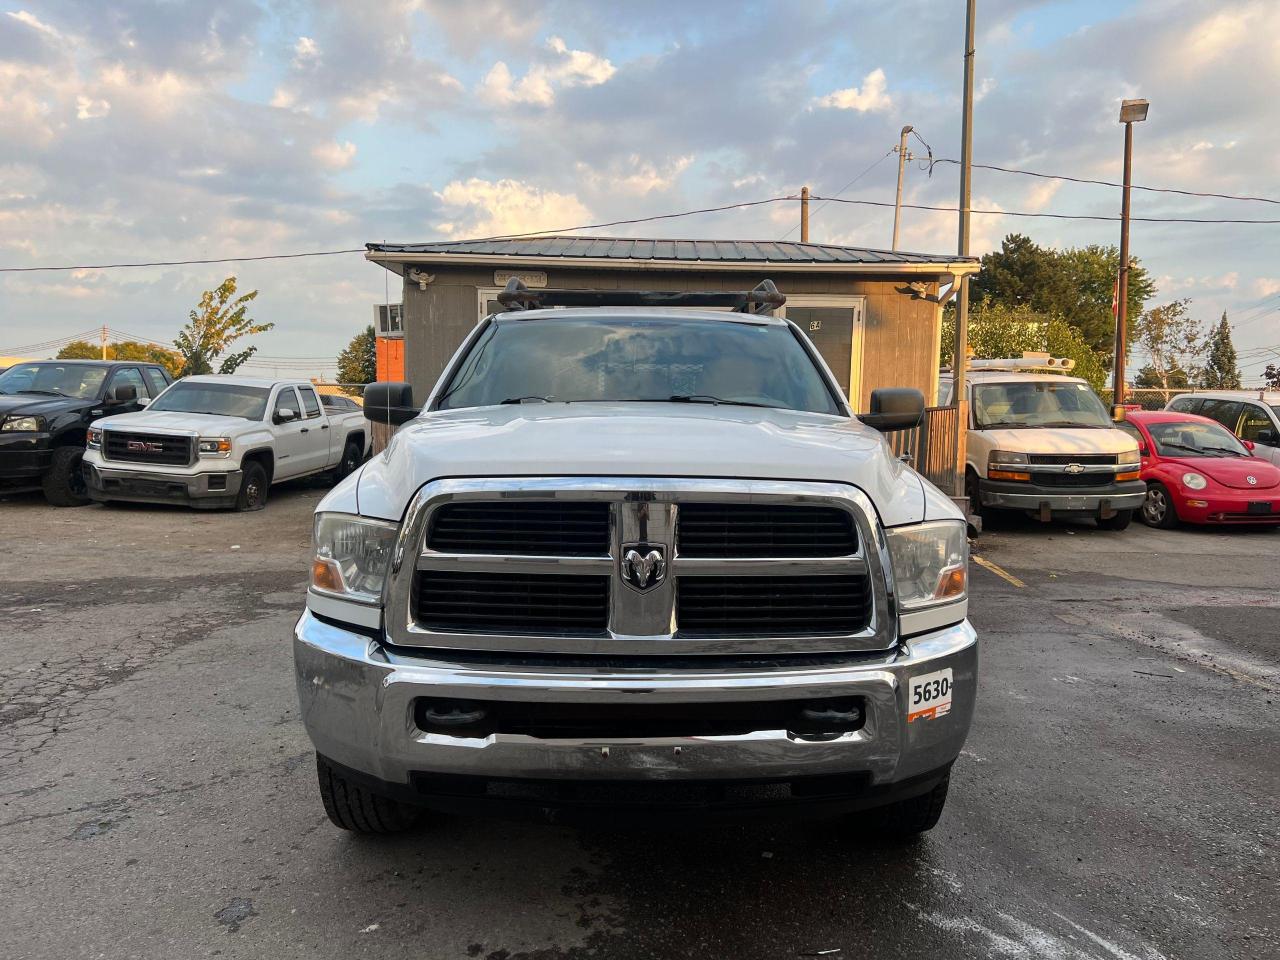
[419,699,488,733]
[790,699,864,741]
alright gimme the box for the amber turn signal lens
[988,469,1031,481]
[934,565,967,599]
[1116,470,1141,482]
[311,558,344,592]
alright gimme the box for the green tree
[1199,312,1241,389]
[1131,299,1202,391]
[1264,364,1280,390]
[970,233,1155,359]
[941,298,1108,392]
[57,339,183,377]
[335,325,377,396]
[173,277,271,376]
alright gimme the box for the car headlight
[311,512,398,604]
[988,450,1029,465]
[1,416,44,432]
[87,427,102,448]
[886,520,968,610]
[1181,472,1207,491]
[198,437,232,456]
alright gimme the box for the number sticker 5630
[907,668,954,722]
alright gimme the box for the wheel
[235,460,269,512]
[315,755,424,834]
[1097,508,1133,531]
[42,446,90,507]
[966,470,1006,530]
[331,440,362,484]
[866,774,951,841]
[1140,483,1178,529]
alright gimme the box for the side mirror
[860,388,925,433]
[1244,440,1256,452]
[363,381,418,425]
[1256,429,1276,445]
[1139,445,1149,457]
[274,408,299,425]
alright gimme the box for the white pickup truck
[294,281,976,841]
[83,375,370,511]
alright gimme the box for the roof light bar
[965,353,1076,372]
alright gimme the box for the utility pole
[891,125,913,250]
[800,186,810,243]
[1114,98,1149,412]
[100,324,108,361]
[953,0,976,505]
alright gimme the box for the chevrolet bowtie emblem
[621,543,667,592]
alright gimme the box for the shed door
[782,297,865,401]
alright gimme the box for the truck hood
[354,403,932,527]
[91,410,256,436]
[979,426,1138,456]
[0,392,91,420]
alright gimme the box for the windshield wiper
[500,396,554,404]
[978,421,1035,429]
[667,394,784,409]
[1159,441,1207,456]
[14,389,70,397]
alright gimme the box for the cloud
[435,177,590,238]
[575,154,695,196]
[312,139,357,170]
[812,68,892,112]
[477,35,616,107]
[75,95,110,120]
[6,10,63,42]
[292,36,319,68]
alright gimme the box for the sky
[1,0,1277,382]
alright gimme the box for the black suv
[0,359,173,506]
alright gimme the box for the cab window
[1238,404,1276,443]
[107,367,148,399]
[1197,399,1242,432]
[273,387,301,422]
[1167,396,1201,414]
[143,367,170,397]
[299,386,322,419]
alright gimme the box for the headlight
[886,520,968,610]
[988,450,1029,465]
[1,416,43,432]
[1120,446,1140,463]
[1181,472,1207,491]
[311,512,398,604]
[87,427,102,448]
[198,437,232,456]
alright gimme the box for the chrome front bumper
[293,610,977,789]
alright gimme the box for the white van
[939,354,1143,529]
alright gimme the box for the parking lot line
[972,555,1026,589]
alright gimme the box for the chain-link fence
[1097,387,1194,411]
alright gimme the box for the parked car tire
[331,439,363,484]
[1096,509,1133,531]
[315,755,424,834]
[861,774,950,841]
[235,461,269,512]
[42,446,91,507]
[1141,483,1178,529]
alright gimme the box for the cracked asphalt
[1,487,1276,959]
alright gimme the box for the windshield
[435,316,842,415]
[0,362,108,399]
[973,380,1111,429]
[147,381,271,420]
[1147,420,1250,458]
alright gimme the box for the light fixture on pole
[1113,97,1148,412]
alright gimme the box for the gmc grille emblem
[127,440,163,453]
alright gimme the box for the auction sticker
[907,668,953,722]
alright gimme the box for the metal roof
[366,235,977,269]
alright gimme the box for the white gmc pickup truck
[83,375,370,511]
[294,281,976,840]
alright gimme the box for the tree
[1131,299,1202,391]
[1199,313,1241,389]
[969,233,1155,359]
[941,298,1109,392]
[173,276,271,376]
[1264,364,1280,390]
[335,325,377,396]
[56,339,183,377]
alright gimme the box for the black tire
[331,440,362,484]
[315,755,424,834]
[235,460,269,512]
[1141,483,1178,529]
[42,446,90,507]
[868,774,950,840]
[966,469,1008,530]
[1097,508,1133,531]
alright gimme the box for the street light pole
[891,125,913,250]
[800,185,810,243]
[1113,98,1149,412]
[953,0,975,504]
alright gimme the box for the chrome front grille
[386,478,895,656]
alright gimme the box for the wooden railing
[887,405,962,492]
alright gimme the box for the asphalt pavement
[1,486,1276,960]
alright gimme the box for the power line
[809,195,1280,224]
[931,158,1280,205]
[778,149,895,241]
[0,248,365,275]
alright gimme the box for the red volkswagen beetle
[1118,411,1280,527]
